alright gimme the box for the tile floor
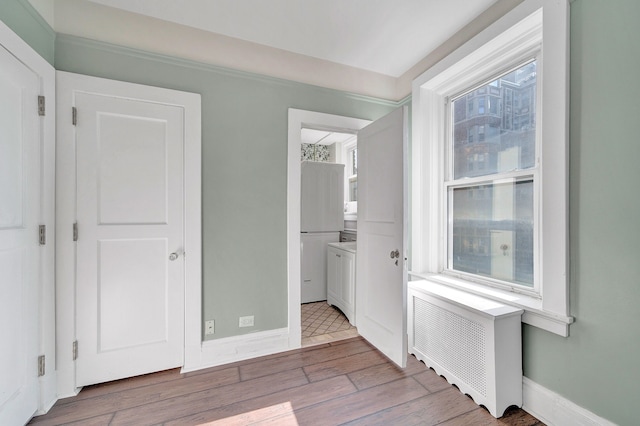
[301,301,358,347]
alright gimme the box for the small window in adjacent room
[342,137,358,215]
[411,0,573,336]
[347,146,358,202]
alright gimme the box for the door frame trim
[55,71,202,397]
[0,18,56,417]
[286,109,370,349]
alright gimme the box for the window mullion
[444,169,536,189]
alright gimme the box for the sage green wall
[522,1,640,424]
[0,0,54,64]
[54,35,397,341]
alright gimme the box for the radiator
[408,280,523,418]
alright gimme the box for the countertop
[328,241,357,254]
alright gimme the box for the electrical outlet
[239,315,254,328]
[205,320,215,335]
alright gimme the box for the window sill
[409,271,574,337]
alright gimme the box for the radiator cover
[408,280,523,417]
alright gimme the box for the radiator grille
[413,297,487,396]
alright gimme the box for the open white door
[0,40,40,425]
[356,106,408,368]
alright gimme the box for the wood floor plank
[347,354,428,390]
[109,368,308,426]
[29,366,240,425]
[186,342,334,379]
[293,377,429,425]
[303,348,389,382]
[437,408,501,426]
[166,375,357,425]
[205,403,300,426]
[54,368,182,405]
[413,368,455,392]
[247,411,301,426]
[343,386,480,426]
[437,405,544,426]
[499,406,544,425]
[239,337,374,381]
[63,413,114,425]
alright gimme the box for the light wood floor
[30,337,543,425]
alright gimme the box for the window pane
[452,61,537,179]
[450,180,534,287]
[349,179,357,202]
[351,148,358,175]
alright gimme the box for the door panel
[97,113,169,225]
[0,73,24,228]
[75,89,185,387]
[98,238,170,351]
[0,44,40,425]
[356,106,408,368]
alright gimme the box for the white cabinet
[327,243,356,325]
[301,232,340,303]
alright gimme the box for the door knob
[390,249,400,259]
[169,252,179,261]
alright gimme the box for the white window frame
[342,137,358,215]
[411,0,573,336]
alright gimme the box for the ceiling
[301,129,356,146]
[83,0,499,78]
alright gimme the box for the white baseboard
[523,377,616,426]
[182,328,295,373]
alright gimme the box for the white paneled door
[356,106,408,368]
[73,79,187,387]
[0,43,40,424]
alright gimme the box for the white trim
[37,39,57,419]
[523,378,616,426]
[0,18,57,416]
[54,73,78,398]
[183,328,291,372]
[55,71,202,396]
[181,87,203,375]
[54,34,400,109]
[287,109,371,350]
[411,0,571,336]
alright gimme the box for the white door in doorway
[69,75,191,387]
[356,106,408,368]
[0,43,40,424]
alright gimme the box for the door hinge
[38,355,45,377]
[72,340,78,360]
[39,224,46,245]
[72,106,77,126]
[38,95,45,116]
[73,222,78,242]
